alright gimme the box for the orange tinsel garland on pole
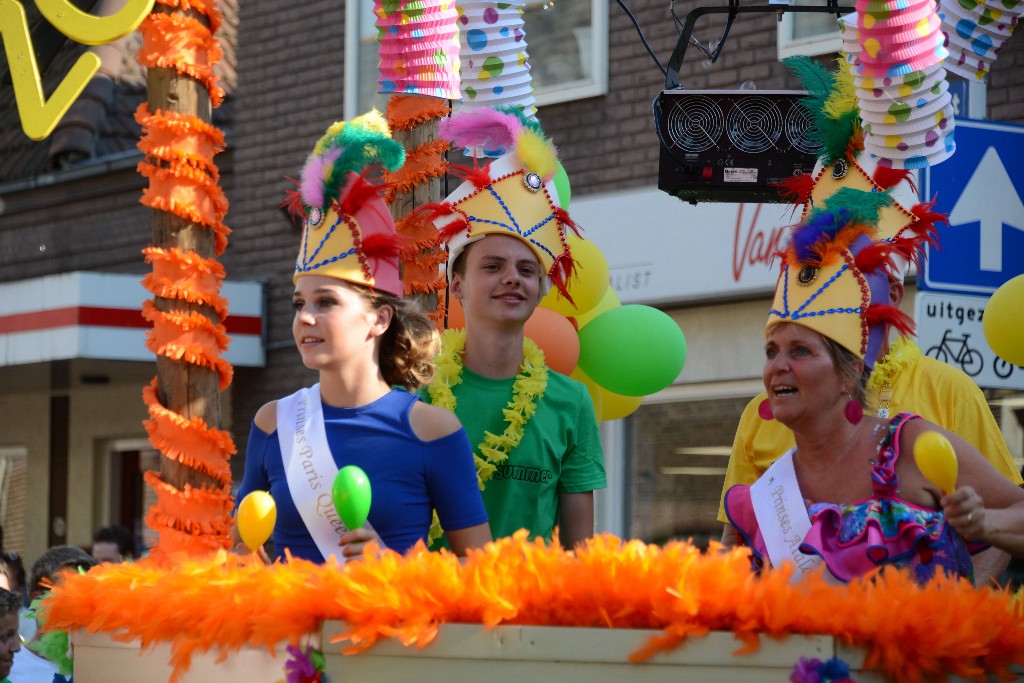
[384,95,451,318]
[136,0,234,562]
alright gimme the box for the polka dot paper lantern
[848,3,956,169]
[938,0,1022,82]
[456,0,536,122]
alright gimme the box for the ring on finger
[967,511,974,524]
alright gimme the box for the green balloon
[577,305,687,396]
[332,465,372,530]
[553,162,571,209]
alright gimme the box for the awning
[0,272,264,367]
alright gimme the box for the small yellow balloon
[575,286,620,330]
[237,491,277,552]
[913,431,958,494]
[539,234,610,316]
[569,366,604,422]
[983,274,1024,366]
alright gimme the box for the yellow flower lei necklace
[428,328,548,486]
[867,335,921,392]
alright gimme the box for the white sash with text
[750,449,824,580]
[277,384,366,563]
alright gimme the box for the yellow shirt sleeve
[894,355,1022,485]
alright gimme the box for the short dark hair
[450,240,473,279]
[0,588,19,617]
[93,525,136,558]
[0,551,25,596]
[29,545,97,598]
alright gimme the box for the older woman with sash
[722,184,1024,585]
[236,113,491,563]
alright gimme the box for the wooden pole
[147,12,221,492]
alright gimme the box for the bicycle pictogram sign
[925,330,984,377]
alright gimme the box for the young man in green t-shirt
[424,109,607,548]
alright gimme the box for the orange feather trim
[142,247,229,317]
[156,0,224,33]
[395,213,444,241]
[136,105,225,173]
[383,140,450,200]
[142,380,234,484]
[138,14,225,106]
[38,533,1024,682]
[405,277,447,296]
[138,165,230,254]
[143,470,233,529]
[142,300,233,387]
[386,95,451,131]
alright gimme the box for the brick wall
[219,0,347,461]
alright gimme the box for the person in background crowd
[90,525,135,563]
[10,545,97,683]
[0,589,20,683]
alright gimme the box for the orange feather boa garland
[41,533,1024,682]
[136,0,235,562]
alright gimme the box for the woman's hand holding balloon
[339,526,383,558]
[940,486,987,542]
[332,465,375,559]
[236,491,277,563]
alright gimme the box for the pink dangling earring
[757,398,774,421]
[844,394,864,425]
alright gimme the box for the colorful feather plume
[785,56,860,166]
[300,110,405,211]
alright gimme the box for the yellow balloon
[983,274,1024,366]
[570,367,604,421]
[599,387,643,421]
[237,491,277,551]
[539,234,610,316]
[575,286,620,330]
[913,431,958,494]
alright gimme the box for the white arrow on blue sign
[921,118,1024,295]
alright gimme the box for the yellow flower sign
[0,0,154,140]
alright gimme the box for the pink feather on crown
[300,147,343,208]
[438,108,522,154]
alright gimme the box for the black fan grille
[726,97,784,153]
[785,104,821,155]
[664,96,724,153]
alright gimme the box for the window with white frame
[344,0,608,119]
[776,1,843,59]
[0,447,27,556]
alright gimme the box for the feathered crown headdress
[777,56,945,279]
[283,110,406,296]
[767,57,948,367]
[420,107,580,301]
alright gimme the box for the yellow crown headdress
[284,111,406,296]
[777,57,945,280]
[421,107,580,302]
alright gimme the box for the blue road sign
[921,119,1024,295]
